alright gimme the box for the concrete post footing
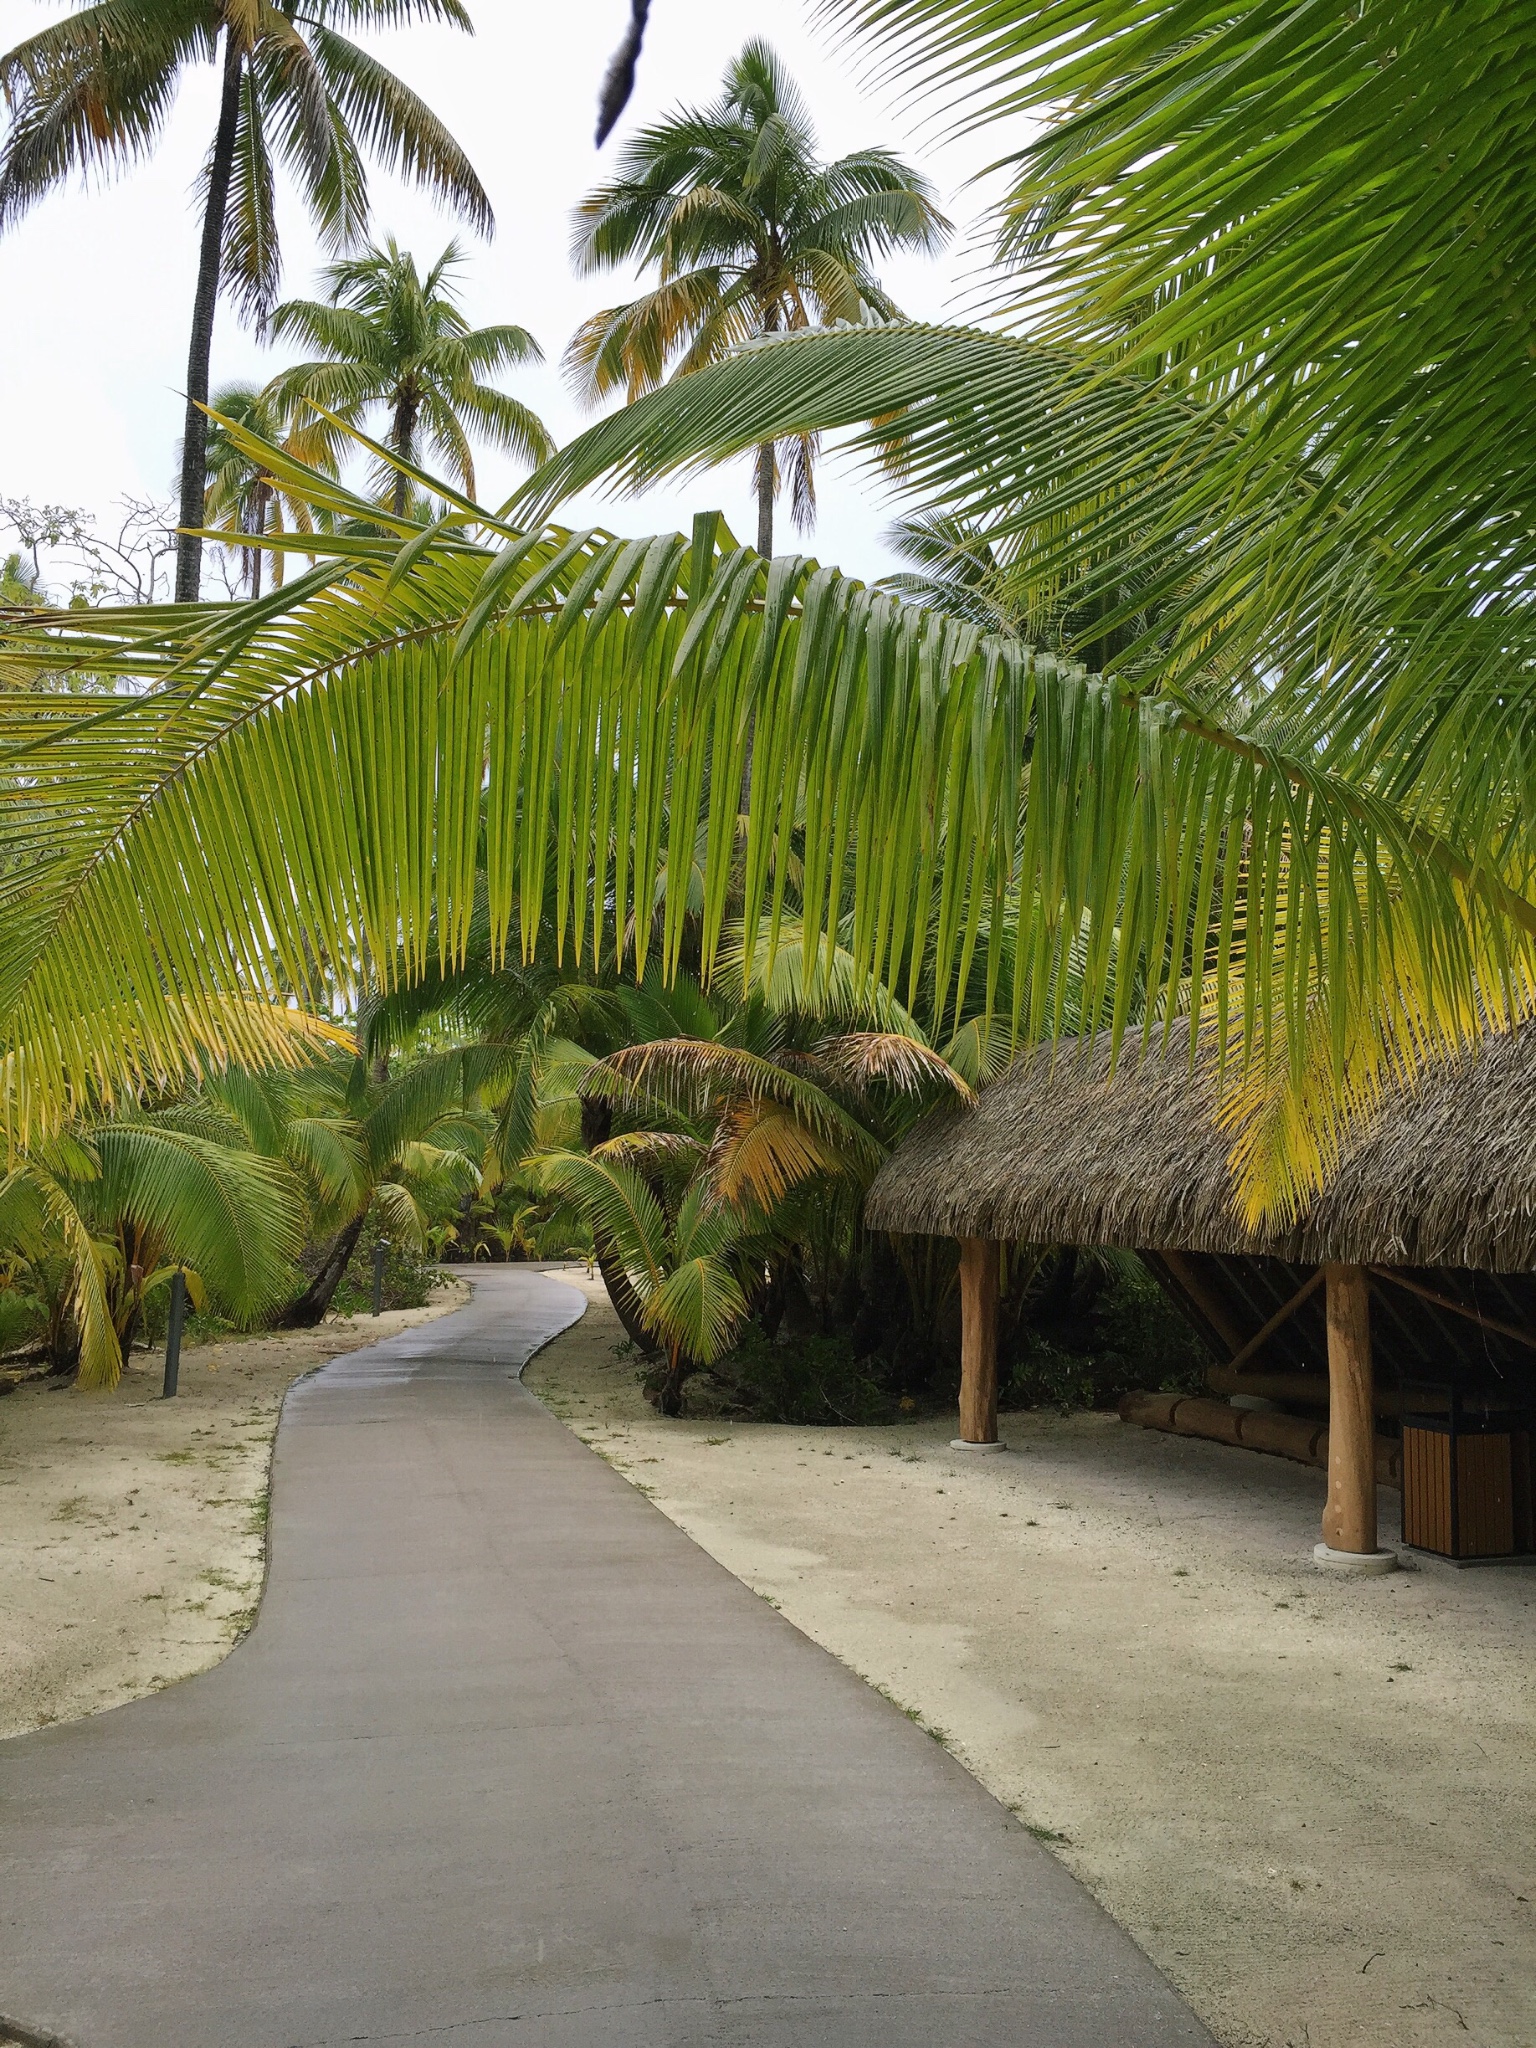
[1313,1542,1398,1575]
[949,1438,1008,1453]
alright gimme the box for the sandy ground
[527,1272,1536,2048]
[0,1279,467,1740]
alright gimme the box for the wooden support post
[1321,1262,1380,1557]
[956,1237,1000,1446]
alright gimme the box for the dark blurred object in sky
[596,0,652,146]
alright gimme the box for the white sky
[0,0,1003,589]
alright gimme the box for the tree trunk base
[278,1214,367,1329]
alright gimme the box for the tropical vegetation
[0,0,492,598]
[516,0,1536,1207]
[264,239,552,517]
[566,38,948,555]
[4,0,1531,1426]
[202,384,324,598]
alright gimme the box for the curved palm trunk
[592,1233,655,1353]
[657,1341,694,1417]
[580,1094,656,1354]
[278,1211,367,1328]
[176,30,245,604]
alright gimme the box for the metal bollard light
[371,1238,389,1316]
[163,1268,186,1398]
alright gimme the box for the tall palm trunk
[249,480,269,601]
[391,387,419,517]
[753,290,781,558]
[755,441,775,558]
[176,30,245,604]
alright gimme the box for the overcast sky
[0,1,1004,591]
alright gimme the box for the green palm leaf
[643,1252,749,1367]
[3,437,1533,1223]
[87,1121,305,1321]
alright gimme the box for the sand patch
[0,1279,468,1739]
[527,1271,1536,2048]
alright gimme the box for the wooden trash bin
[1401,1396,1534,1560]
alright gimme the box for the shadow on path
[0,1268,1212,2047]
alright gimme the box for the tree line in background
[0,22,943,600]
[3,0,1531,1429]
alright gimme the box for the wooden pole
[957,1238,1000,1445]
[1321,1262,1377,1554]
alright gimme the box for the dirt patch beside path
[527,1270,1536,2048]
[0,1280,467,1739]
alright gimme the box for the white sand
[527,1271,1536,2048]
[0,1279,467,1739]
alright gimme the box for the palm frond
[642,1248,749,1366]
[4,437,1534,1222]
[88,1120,304,1322]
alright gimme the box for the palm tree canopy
[201,382,323,594]
[570,37,948,391]
[0,0,495,597]
[494,0,1536,1190]
[0,0,492,325]
[530,1,1536,763]
[265,238,553,503]
[567,37,949,544]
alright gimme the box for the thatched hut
[866,1025,1536,1570]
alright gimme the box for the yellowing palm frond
[708,1095,848,1207]
[814,1032,972,1100]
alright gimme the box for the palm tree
[536,999,969,1412]
[565,38,949,557]
[535,1,1536,792]
[0,0,492,601]
[264,241,554,518]
[254,1045,497,1326]
[5,439,1536,1236]
[879,511,1022,635]
[202,384,323,599]
[0,1106,305,1386]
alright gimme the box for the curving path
[0,1269,1212,2047]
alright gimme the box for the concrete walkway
[1,1270,1213,2048]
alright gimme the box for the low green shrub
[688,1325,895,1426]
[0,1287,45,1357]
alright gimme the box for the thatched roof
[865,1024,1536,1273]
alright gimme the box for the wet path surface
[0,1269,1212,2047]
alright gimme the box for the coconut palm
[202,385,324,598]
[533,1,1536,789]
[4,430,1536,1238]
[0,1106,305,1386]
[566,37,949,556]
[264,241,554,517]
[879,511,1021,635]
[0,552,45,609]
[256,1045,497,1325]
[0,0,492,600]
